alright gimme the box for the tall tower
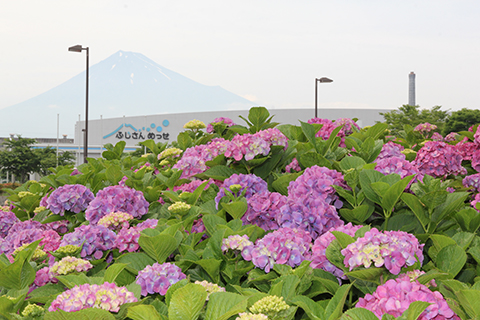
[408,71,416,106]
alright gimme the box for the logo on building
[103,120,170,141]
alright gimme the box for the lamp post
[315,77,333,118]
[68,44,89,163]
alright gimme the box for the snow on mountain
[0,50,253,138]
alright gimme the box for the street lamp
[68,44,89,163]
[315,77,333,118]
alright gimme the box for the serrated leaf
[204,292,248,320]
[138,233,179,263]
[126,305,162,320]
[168,283,207,320]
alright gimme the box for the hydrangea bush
[2,107,477,319]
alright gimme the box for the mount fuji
[0,51,253,138]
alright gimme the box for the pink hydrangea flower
[241,227,312,273]
[114,219,158,253]
[376,141,405,161]
[49,282,137,313]
[356,273,459,320]
[413,141,466,178]
[310,223,363,279]
[46,184,94,215]
[206,117,236,133]
[243,191,287,231]
[285,158,301,173]
[136,262,186,296]
[341,228,424,275]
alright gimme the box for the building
[73,108,390,165]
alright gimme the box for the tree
[0,136,40,183]
[379,105,449,135]
[34,146,75,176]
[442,108,480,135]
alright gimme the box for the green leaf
[345,268,383,283]
[0,250,36,290]
[402,301,431,320]
[248,106,271,131]
[298,151,331,168]
[221,199,248,220]
[45,308,116,319]
[401,193,429,231]
[177,132,193,150]
[27,283,66,303]
[381,175,414,213]
[340,307,379,320]
[436,244,467,278]
[272,172,301,196]
[325,284,352,320]
[126,305,162,320]
[339,205,374,224]
[290,295,324,320]
[115,252,156,274]
[331,231,355,249]
[204,292,248,320]
[103,263,128,285]
[138,233,179,263]
[168,283,208,320]
[201,166,238,181]
[456,289,480,319]
[359,169,384,204]
[339,156,366,171]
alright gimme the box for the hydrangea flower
[184,119,206,130]
[243,191,287,231]
[236,313,268,320]
[241,227,312,272]
[97,211,133,231]
[249,295,290,316]
[173,138,230,179]
[168,202,191,215]
[455,138,478,161]
[310,223,363,279]
[431,132,444,141]
[287,165,348,206]
[60,224,116,259]
[35,266,57,287]
[48,282,137,313]
[341,228,424,275]
[222,234,254,252]
[471,193,480,211]
[215,174,268,209]
[136,262,186,296]
[307,118,337,140]
[173,179,214,193]
[85,185,149,224]
[285,158,301,173]
[22,304,45,318]
[225,133,270,161]
[463,173,480,192]
[114,219,158,253]
[277,197,343,240]
[46,184,94,215]
[444,132,459,142]
[206,117,236,133]
[0,209,19,238]
[194,280,226,300]
[356,273,459,320]
[376,141,405,161]
[12,243,48,261]
[413,141,466,178]
[0,220,52,254]
[334,118,361,136]
[158,147,183,160]
[50,256,93,276]
[414,122,438,138]
[375,157,422,187]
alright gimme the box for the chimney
[408,72,416,106]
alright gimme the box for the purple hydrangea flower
[444,132,459,142]
[310,223,363,279]
[277,197,343,240]
[49,282,137,313]
[243,191,287,231]
[173,179,215,193]
[307,118,337,140]
[287,165,348,206]
[341,228,424,275]
[241,227,312,273]
[356,273,459,320]
[471,193,480,211]
[114,219,158,253]
[0,209,19,238]
[0,220,51,254]
[455,138,478,161]
[413,141,466,178]
[136,262,186,296]
[61,224,116,259]
[334,118,361,136]
[215,173,268,209]
[376,141,405,161]
[85,185,149,224]
[463,173,480,192]
[46,184,94,215]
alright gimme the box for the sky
[1,0,480,114]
